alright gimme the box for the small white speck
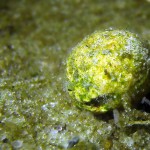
[97,129,102,135]
[12,140,23,149]
[141,97,150,105]
[41,104,48,111]
[50,102,58,107]
[123,137,134,147]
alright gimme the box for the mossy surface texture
[67,30,149,113]
[0,0,150,149]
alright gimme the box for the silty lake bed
[0,0,150,149]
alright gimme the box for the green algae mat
[0,0,150,149]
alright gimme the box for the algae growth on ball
[66,30,150,113]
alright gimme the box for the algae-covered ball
[66,30,150,113]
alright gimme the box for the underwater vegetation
[67,29,150,113]
[0,0,150,149]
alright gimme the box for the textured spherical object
[66,30,150,113]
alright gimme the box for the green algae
[66,30,150,113]
[0,0,150,149]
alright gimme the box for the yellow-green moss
[1,0,150,149]
[67,30,150,113]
